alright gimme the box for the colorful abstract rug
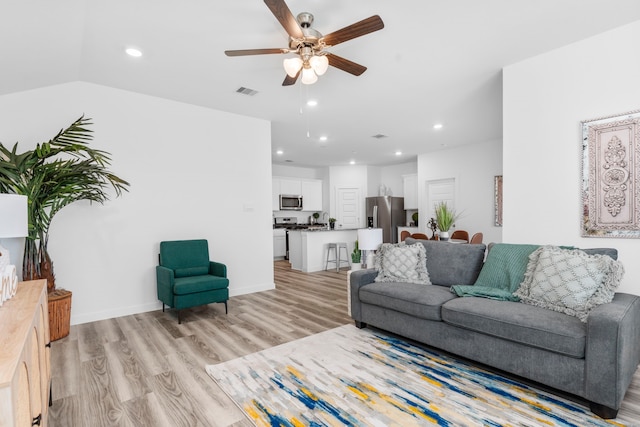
[206,325,632,426]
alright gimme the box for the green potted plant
[412,211,418,226]
[434,201,458,241]
[312,212,320,224]
[328,217,336,230]
[0,116,129,339]
[351,240,361,270]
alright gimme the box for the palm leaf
[0,116,130,289]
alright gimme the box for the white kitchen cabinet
[280,178,302,195]
[301,179,322,212]
[403,174,418,209]
[273,228,286,258]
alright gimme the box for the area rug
[206,325,630,427]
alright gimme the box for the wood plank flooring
[49,261,351,427]
[49,261,640,426]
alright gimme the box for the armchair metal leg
[177,310,181,324]
[224,301,228,314]
[162,303,165,312]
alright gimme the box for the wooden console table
[0,279,51,427]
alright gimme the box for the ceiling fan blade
[322,15,384,47]
[264,0,304,39]
[225,48,288,57]
[327,54,367,76]
[282,71,300,86]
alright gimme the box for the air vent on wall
[236,87,259,96]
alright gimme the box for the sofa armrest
[349,268,378,321]
[585,292,640,409]
[209,261,227,278]
[156,265,175,304]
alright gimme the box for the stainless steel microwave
[279,194,303,210]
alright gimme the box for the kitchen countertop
[293,228,359,232]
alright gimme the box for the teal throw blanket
[451,243,541,301]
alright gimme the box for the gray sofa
[349,238,640,419]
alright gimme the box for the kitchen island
[288,228,358,273]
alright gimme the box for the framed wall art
[494,175,503,227]
[582,109,640,238]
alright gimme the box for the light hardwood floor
[50,261,640,426]
[49,261,351,426]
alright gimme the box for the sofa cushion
[514,246,624,322]
[374,242,431,285]
[174,275,229,295]
[359,282,457,321]
[160,239,210,271]
[442,297,587,358]
[404,238,486,286]
[174,266,210,278]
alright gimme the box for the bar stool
[325,242,351,272]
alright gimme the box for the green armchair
[156,239,229,324]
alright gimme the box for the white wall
[503,20,640,295]
[0,82,275,324]
[417,140,503,243]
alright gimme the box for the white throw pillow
[514,246,624,322]
[374,242,431,285]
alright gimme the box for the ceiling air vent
[236,87,259,96]
[371,134,388,139]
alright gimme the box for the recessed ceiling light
[276,150,283,155]
[433,123,443,130]
[126,47,142,57]
[350,160,356,165]
[395,151,402,156]
[307,100,318,107]
[319,136,327,142]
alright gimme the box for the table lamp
[0,194,28,305]
[357,228,383,269]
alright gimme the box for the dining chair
[450,230,469,243]
[470,232,484,244]
[410,233,429,240]
[400,230,411,241]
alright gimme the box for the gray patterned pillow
[374,242,431,285]
[514,246,624,322]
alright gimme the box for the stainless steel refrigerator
[366,196,405,243]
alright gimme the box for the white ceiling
[3,1,640,167]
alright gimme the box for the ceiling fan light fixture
[283,57,303,77]
[301,66,318,85]
[309,55,329,76]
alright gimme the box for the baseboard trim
[69,282,276,325]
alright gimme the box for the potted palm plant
[434,201,458,241]
[328,217,336,230]
[0,116,129,339]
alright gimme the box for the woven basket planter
[48,289,72,341]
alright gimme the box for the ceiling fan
[224,0,384,86]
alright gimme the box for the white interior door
[336,188,361,229]
[426,178,455,218]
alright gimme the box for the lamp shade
[309,55,329,76]
[301,66,318,85]
[0,194,28,238]
[357,228,383,250]
[283,57,303,78]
